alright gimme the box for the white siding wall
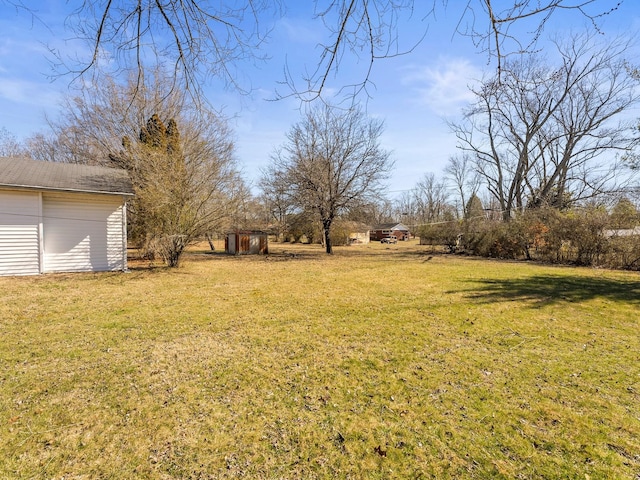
[42,193,125,273]
[0,190,41,276]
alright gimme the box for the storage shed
[0,157,134,276]
[225,230,269,255]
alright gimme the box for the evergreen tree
[610,198,639,229]
[166,118,181,157]
[465,194,484,220]
[140,113,167,150]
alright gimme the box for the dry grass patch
[1,240,639,478]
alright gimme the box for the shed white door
[42,194,125,273]
[0,190,41,276]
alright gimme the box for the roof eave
[0,183,135,196]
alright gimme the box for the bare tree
[393,190,417,228]
[258,162,298,241]
[393,173,455,239]
[458,1,621,76]
[23,72,246,266]
[412,172,451,225]
[23,132,61,162]
[118,113,244,266]
[0,128,24,157]
[267,104,393,253]
[26,70,201,165]
[453,32,640,220]
[347,197,395,226]
[444,154,481,218]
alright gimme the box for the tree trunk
[205,232,215,251]
[323,219,333,254]
[158,234,187,267]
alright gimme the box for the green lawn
[1,241,639,478]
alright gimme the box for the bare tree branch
[46,1,279,104]
[266,104,393,253]
[282,0,622,102]
[2,0,625,104]
[452,31,640,218]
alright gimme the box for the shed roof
[226,229,269,235]
[373,222,409,231]
[0,156,134,196]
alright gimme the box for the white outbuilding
[0,157,134,276]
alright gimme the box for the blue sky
[1,1,640,198]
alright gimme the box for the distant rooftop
[373,222,409,230]
[0,156,134,196]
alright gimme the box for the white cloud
[401,57,482,116]
[0,77,61,107]
[277,17,324,45]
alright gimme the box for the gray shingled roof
[0,157,134,195]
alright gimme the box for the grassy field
[1,240,639,479]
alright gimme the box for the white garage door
[0,190,41,276]
[43,194,125,273]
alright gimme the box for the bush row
[419,207,640,270]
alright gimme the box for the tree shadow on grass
[458,274,640,307]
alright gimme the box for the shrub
[447,204,640,270]
[148,234,188,267]
[605,235,640,270]
[561,207,610,266]
[418,221,461,252]
[517,208,564,262]
[328,221,351,246]
[462,220,511,257]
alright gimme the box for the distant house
[370,223,411,242]
[604,227,640,238]
[225,230,269,255]
[0,157,134,276]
